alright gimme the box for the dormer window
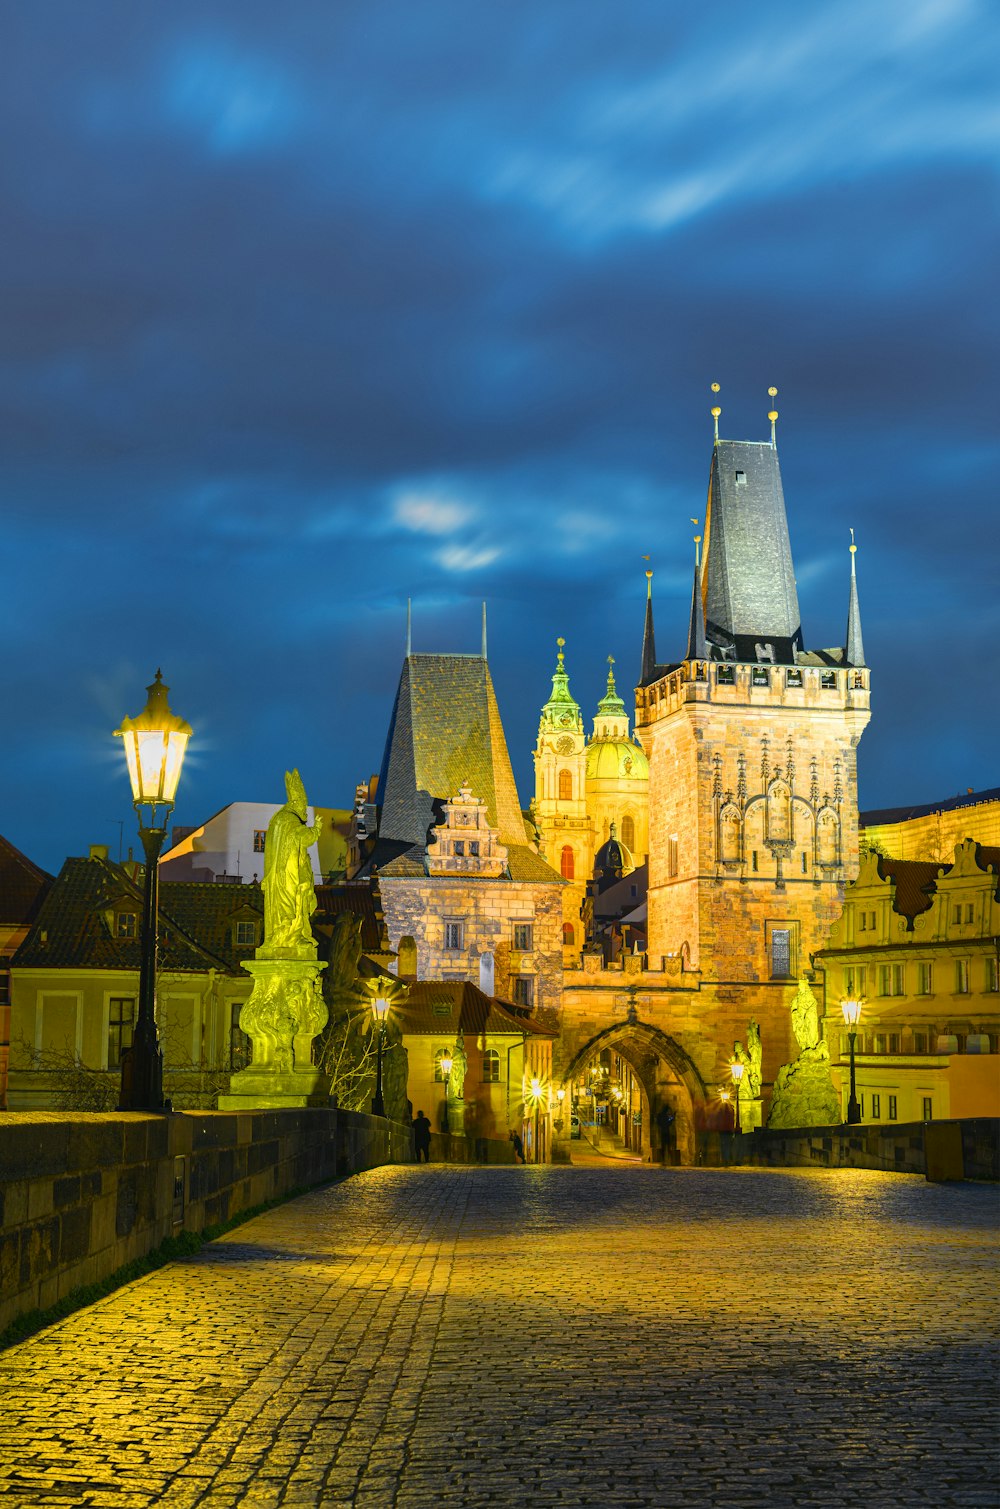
[116,912,137,939]
[735,470,747,486]
[235,921,256,947]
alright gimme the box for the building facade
[815,838,1000,1122]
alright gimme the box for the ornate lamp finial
[710,382,721,442]
[768,386,778,446]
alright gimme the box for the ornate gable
[425,784,509,878]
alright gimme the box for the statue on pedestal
[446,1031,469,1135]
[217,770,329,1110]
[767,980,840,1129]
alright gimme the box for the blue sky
[2,0,997,872]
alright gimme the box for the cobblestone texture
[0,1166,997,1508]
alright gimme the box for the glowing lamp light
[530,1076,541,1097]
[841,997,863,1028]
[557,1088,566,1103]
[372,996,390,1023]
[729,1059,745,1085]
[440,1055,453,1078]
[114,670,192,810]
[719,1088,731,1104]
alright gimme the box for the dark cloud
[1,0,997,869]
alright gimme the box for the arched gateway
[561,1020,708,1165]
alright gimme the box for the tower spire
[406,598,412,657]
[710,382,721,444]
[640,562,657,686]
[482,601,487,659]
[845,529,865,667]
[686,525,707,661]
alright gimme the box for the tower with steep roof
[635,400,871,1055]
[532,639,590,956]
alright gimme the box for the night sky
[2,1,997,875]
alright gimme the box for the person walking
[509,1128,526,1164]
[413,1110,432,1163]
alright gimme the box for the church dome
[586,737,649,782]
[594,821,635,878]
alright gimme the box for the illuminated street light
[527,1075,544,1163]
[729,1058,745,1135]
[114,671,191,1113]
[841,997,864,1124]
[440,1053,454,1133]
[371,996,391,1116]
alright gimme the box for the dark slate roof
[372,841,562,884]
[0,834,51,929]
[703,440,803,664]
[395,979,554,1038]
[13,855,261,974]
[861,786,1000,827]
[877,858,944,921]
[375,653,527,849]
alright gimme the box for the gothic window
[621,815,635,851]
[560,846,575,880]
[770,928,792,977]
[562,923,575,946]
[558,769,573,801]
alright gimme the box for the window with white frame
[482,1049,501,1083]
[917,962,933,995]
[956,959,970,994]
[116,911,137,939]
[107,997,135,1069]
[253,829,266,853]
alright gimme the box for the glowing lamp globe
[114,671,192,810]
[841,998,863,1028]
[729,1059,745,1085]
[440,1055,453,1078]
[372,996,390,1024]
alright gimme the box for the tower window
[735,471,747,486]
[668,837,678,877]
[621,815,635,850]
[558,769,573,801]
[562,923,575,946]
[560,846,575,880]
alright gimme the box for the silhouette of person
[413,1110,432,1163]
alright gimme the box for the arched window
[482,1049,500,1083]
[562,922,575,946]
[560,845,575,880]
[558,769,573,801]
[621,815,635,851]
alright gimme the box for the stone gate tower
[635,407,871,991]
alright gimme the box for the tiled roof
[313,882,385,953]
[877,858,943,920]
[13,855,262,974]
[375,654,528,849]
[703,440,803,664]
[861,786,1000,827]
[0,834,51,928]
[394,979,554,1038]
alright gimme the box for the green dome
[586,738,649,782]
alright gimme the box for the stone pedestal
[218,957,330,1110]
[767,1043,840,1129]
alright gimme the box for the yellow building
[394,978,554,1156]
[532,644,648,959]
[860,786,1000,862]
[815,838,1000,1122]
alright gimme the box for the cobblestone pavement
[1,1166,998,1509]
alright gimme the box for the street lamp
[729,1058,745,1134]
[371,996,390,1116]
[841,997,864,1124]
[114,670,192,1112]
[529,1075,542,1162]
[440,1053,453,1133]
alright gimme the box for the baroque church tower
[532,639,589,954]
[635,399,871,989]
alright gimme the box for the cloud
[393,492,472,535]
[438,543,502,573]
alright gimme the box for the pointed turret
[845,532,865,667]
[538,638,583,734]
[594,657,630,740]
[640,569,658,686]
[685,535,707,661]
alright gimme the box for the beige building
[860,786,1000,862]
[814,838,1000,1122]
[8,847,260,1109]
[353,646,565,1023]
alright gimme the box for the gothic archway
[559,1020,708,1166]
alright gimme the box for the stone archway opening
[560,1021,708,1166]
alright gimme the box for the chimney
[89,844,109,862]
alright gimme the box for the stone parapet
[696,1118,999,1180]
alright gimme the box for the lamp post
[719,1087,732,1130]
[841,997,864,1124]
[729,1058,745,1134]
[371,996,390,1116]
[114,671,192,1113]
[440,1053,453,1134]
[529,1075,542,1163]
[556,1086,565,1131]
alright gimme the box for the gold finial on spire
[556,635,565,668]
[849,527,857,573]
[710,382,721,442]
[767,386,778,446]
[642,555,653,598]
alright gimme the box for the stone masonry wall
[0,1108,412,1337]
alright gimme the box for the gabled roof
[394,979,554,1038]
[375,653,527,849]
[0,834,52,929]
[13,854,261,974]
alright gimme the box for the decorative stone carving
[790,979,821,1053]
[262,769,325,958]
[425,783,508,878]
[767,980,839,1129]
